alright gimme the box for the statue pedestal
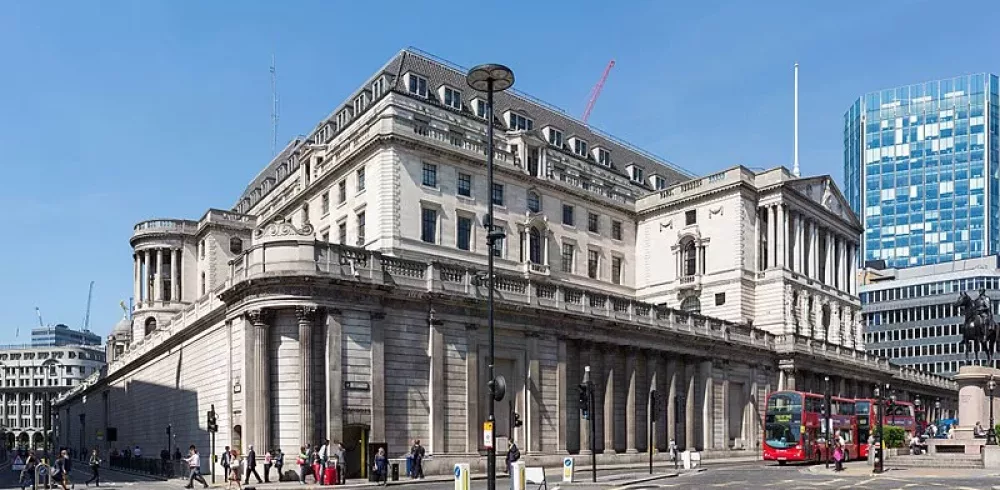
[954,366,1000,434]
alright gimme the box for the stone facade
[55,48,957,475]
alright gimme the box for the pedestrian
[298,445,310,484]
[85,447,102,487]
[273,448,284,482]
[833,441,844,472]
[184,445,209,489]
[227,449,243,490]
[133,445,142,459]
[263,449,273,483]
[374,447,388,486]
[244,444,262,484]
[221,445,231,484]
[410,439,425,479]
[506,439,520,475]
[319,439,330,465]
[19,450,36,490]
[52,449,71,490]
[335,442,346,484]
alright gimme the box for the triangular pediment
[785,176,861,229]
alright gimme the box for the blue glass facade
[844,74,1000,268]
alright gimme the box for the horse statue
[955,289,998,362]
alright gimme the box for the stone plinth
[954,366,1000,438]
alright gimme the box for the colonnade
[133,248,182,306]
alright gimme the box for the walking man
[184,445,209,489]
[244,444,263,484]
[221,446,231,484]
[86,448,102,486]
[410,439,425,479]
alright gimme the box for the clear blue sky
[2,0,999,342]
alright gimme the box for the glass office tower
[844,74,1000,268]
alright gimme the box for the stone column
[590,344,604,452]
[466,324,480,453]
[666,359,678,446]
[796,214,805,274]
[647,354,659,453]
[699,361,714,450]
[169,249,178,302]
[527,334,542,453]
[325,309,344,445]
[779,361,796,391]
[133,254,140,305]
[810,222,818,279]
[826,231,834,285]
[428,314,445,454]
[246,308,271,452]
[143,250,152,303]
[754,209,761,272]
[297,306,318,446]
[776,204,785,269]
[154,248,164,302]
[370,311,386,443]
[765,206,775,269]
[604,348,616,454]
[720,368,730,450]
[625,349,638,453]
[557,339,568,453]
[748,367,760,449]
[685,364,696,450]
[173,248,182,302]
[578,342,592,454]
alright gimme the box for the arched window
[680,296,701,314]
[682,240,697,276]
[529,227,543,264]
[144,317,157,337]
[527,191,541,213]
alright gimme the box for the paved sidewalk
[806,461,1000,478]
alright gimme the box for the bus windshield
[766,392,802,449]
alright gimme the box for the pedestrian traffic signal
[578,383,591,420]
[512,412,523,428]
[207,410,218,433]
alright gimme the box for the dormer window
[441,86,463,110]
[507,111,534,131]
[371,76,387,99]
[595,148,611,166]
[354,93,369,114]
[651,175,667,190]
[626,164,644,183]
[474,99,488,118]
[336,107,353,129]
[545,127,564,147]
[571,138,588,157]
[406,73,428,97]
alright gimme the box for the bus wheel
[777,460,786,466]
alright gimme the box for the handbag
[297,457,305,465]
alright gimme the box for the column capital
[246,308,272,326]
[296,305,319,323]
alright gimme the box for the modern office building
[860,255,1000,377]
[54,48,955,474]
[0,344,106,449]
[32,323,102,347]
[844,73,1000,269]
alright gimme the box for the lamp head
[466,64,515,93]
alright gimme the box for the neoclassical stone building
[55,48,955,475]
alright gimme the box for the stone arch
[680,295,701,314]
[144,317,157,337]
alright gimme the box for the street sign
[562,457,574,483]
[12,456,23,471]
[454,463,470,490]
[483,421,494,449]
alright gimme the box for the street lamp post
[988,376,997,445]
[934,398,942,432]
[914,396,922,436]
[873,384,886,474]
[466,63,514,490]
[824,376,831,469]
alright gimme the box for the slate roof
[234,47,693,210]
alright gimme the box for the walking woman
[86,448,102,486]
[19,451,37,490]
[374,447,388,486]
[227,449,243,490]
[53,449,71,490]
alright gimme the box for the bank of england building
[54,49,955,475]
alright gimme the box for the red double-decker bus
[855,398,918,458]
[855,399,875,458]
[763,391,859,464]
[887,401,917,439]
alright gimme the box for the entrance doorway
[342,425,369,479]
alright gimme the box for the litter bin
[391,463,400,481]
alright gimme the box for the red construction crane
[582,59,615,124]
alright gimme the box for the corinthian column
[298,306,318,445]
[246,309,272,452]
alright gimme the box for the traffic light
[207,409,218,433]
[512,412,523,429]
[578,383,591,420]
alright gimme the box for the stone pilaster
[699,360,713,450]
[666,358,678,447]
[685,363,695,450]
[603,348,616,454]
[245,308,271,452]
[370,311,386,443]
[325,309,343,444]
[297,305,318,446]
[556,338,568,453]
[625,348,638,453]
[465,324,480,453]
[579,342,593,455]
[527,333,542,452]
[428,312,445,454]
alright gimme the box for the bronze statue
[956,289,998,362]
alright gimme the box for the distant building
[860,255,1000,377]
[844,73,1000,269]
[31,324,101,347]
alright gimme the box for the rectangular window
[422,163,438,187]
[357,211,366,246]
[653,175,667,190]
[561,244,574,273]
[588,250,599,279]
[685,209,697,225]
[443,86,462,110]
[475,99,488,118]
[611,257,622,285]
[588,212,599,233]
[597,148,611,166]
[407,74,428,97]
[321,192,330,214]
[338,180,347,203]
[715,293,726,306]
[612,220,623,241]
[357,167,366,192]
[508,112,533,131]
[547,128,563,147]
[457,173,472,197]
[338,222,347,244]
[492,183,505,206]
[632,166,644,183]
[421,208,437,243]
[563,205,575,226]
[457,216,472,251]
[574,139,588,157]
